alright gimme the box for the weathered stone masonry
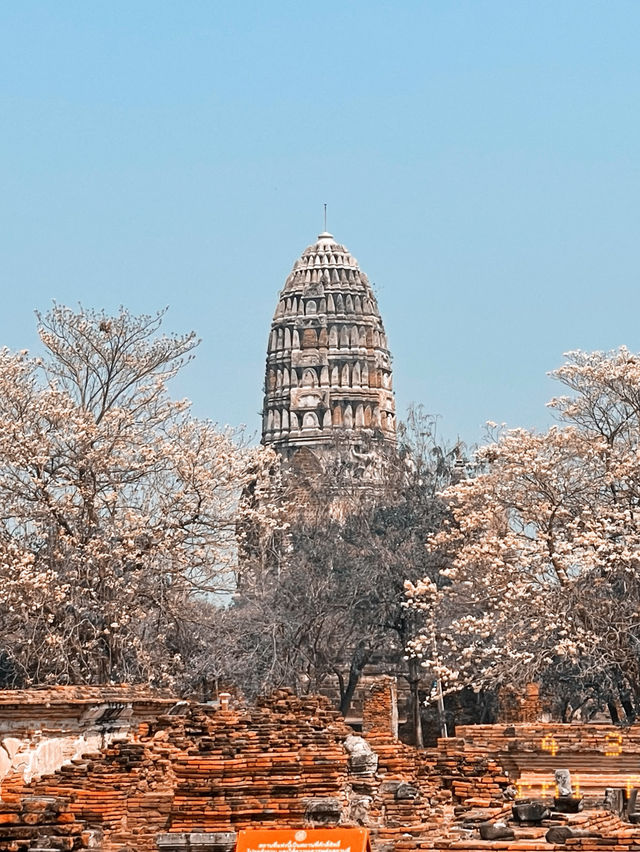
[262,232,396,463]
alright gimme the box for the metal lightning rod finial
[324,203,327,232]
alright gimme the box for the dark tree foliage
[220,407,464,744]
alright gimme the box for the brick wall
[3,689,640,852]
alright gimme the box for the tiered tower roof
[262,232,395,455]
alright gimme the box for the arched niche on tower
[341,363,350,386]
[318,327,328,347]
[320,366,329,386]
[332,405,343,426]
[355,404,364,427]
[340,327,350,348]
[322,410,332,429]
[343,404,353,429]
[292,329,300,348]
[352,362,361,386]
[329,326,338,347]
[302,411,319,430]
[305,300,317,315]
[302,368,317,388]
[284,327,292,348]
[345,294,354,313]
[331,365,339,386]
[350,326,359,347]
[302,328,318,348]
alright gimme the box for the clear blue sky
[2,1,639,446]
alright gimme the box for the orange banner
[236,828,371,852]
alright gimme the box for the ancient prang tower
[262,231,396,481]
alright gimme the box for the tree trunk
[339,642,371,718]
[620,692,636,722]
[408,658,424,747]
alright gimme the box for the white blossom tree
[0,305,269,687]
[408,349,640,722]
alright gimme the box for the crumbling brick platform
[2,687,640,852]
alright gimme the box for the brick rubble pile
[2,687,640,852]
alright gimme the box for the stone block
[395,782,419,801]
[304,797,342,825]
[604,787,626,816]
[512,801,550,823]
[479,822,515,840]
[348,752,378,774]
[554,795,583,813]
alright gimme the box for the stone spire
[262,232,396,462]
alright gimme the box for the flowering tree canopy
[408,349,640,721]
[0,305,268,687]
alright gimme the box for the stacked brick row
[0,689,447,851]
[0,685,174,721]
[452,723,640,754]
[7,688,640,851]
[446,724,640,801]
[431,742,508,808]
[348,727,441,843]
[0,795,92,851]
[1,736,176,851]
[168,692,353,832]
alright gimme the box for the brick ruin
[2,682,640,852]
[0,686,175,788]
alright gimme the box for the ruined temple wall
[0,686,175,787]
[0,690,450,852]
[6,688,640,852]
